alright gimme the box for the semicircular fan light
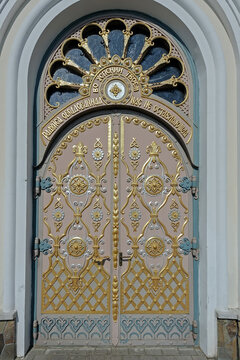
[44,17,189,112]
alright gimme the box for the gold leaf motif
[113,132,119,177]
[112,275,119,321]
[112,183,119,269]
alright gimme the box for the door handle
[94,256,111,265]
[119,252,131,266]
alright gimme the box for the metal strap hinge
[191,237,199,260]
[33,320,39,341]
[192,320,198,341]
[33,237,40,259]
[191,175,198,200]
[34,176,53,198]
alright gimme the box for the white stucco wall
[0,0,239,357]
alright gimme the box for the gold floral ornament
[145,237,165,257]
[168,209,180,222]
[69,175,88,195]
[144,175,163,195]
[91,209,103,222]
[67,237,86,257]
[110,84,121,97]
[52,208,65,221]
[92,148,104,161]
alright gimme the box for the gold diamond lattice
[121,254,188,313]
[42,257,110,313]
[110,84,122,97]
[69,175,88,195]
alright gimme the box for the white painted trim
[0,0,238,357]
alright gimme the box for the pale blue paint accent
[179,238,191,255]
[39,239,52,255]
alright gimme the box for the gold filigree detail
[113,183,119,269]
[67,237,86,257]
[144,175,163,195]
[112,275,119,321]
[113,132,119,177]
[145,237,165,257]
[69,175,88,195]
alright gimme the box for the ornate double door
[36,112,194,346]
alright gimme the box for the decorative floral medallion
[69,175,88,195]
[106,80,126,101]
[145,237,165,257]
[91,209,103,222]
[92,148,104,161]
[67,237,86,257]
[144,175,163,195]
[129,147,141,161]
[168,209,181,222]
[129,209,142,222]
[52,208,65,221]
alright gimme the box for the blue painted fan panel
[153,87,185,105]
[52,68,82,84]
[127,34,145,62]
[49,90,79,107]
[141,46,167,71]
[109,30,124,58]
[149,65,182,83]
[65,48,92,71]
[87,34,107,61]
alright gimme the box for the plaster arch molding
[0,0,239,357]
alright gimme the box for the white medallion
[106,80,126,101]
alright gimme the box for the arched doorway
[33,14,198,347]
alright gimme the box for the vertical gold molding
[108,117,112,155]
[112,275,119,321]
[113,132,119,177]
[113,182,119,269]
